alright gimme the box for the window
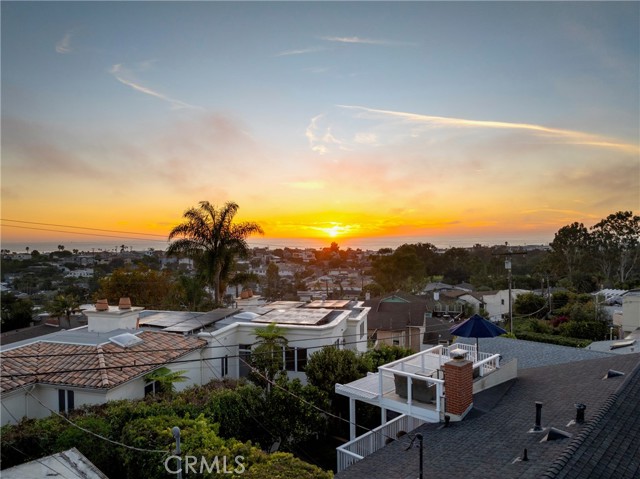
[239,344,252,378]
[58,389,74,413]
[144,382,158,396]
[297,348,307,372]
[501,299,505,305]
[221,355,229,377]
[360,321,365,339]
[284,347,307,372]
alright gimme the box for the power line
[1,403,86,477]
[0,330,381,359]
[19,385,170,455]
[0,335,391,378]
[1,224,171,243]
[1,219,168,238]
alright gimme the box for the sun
[316,223,359,239]
[324,226,342,238]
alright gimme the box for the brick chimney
[444,358,473,418]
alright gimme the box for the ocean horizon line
[1,234,553,254]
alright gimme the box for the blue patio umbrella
[449,314,507,360]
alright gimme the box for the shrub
[515,331,592,348]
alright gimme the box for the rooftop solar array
[253,308,345,326]
[139,310,240,333]
[304,299,352,309]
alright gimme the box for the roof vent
[605,369,625,379]
[109,332,143,348]
[540,427,572,442]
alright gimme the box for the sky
[1,1,639,252]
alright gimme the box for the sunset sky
[2,2,638,251]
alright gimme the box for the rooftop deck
[335,343,501,423]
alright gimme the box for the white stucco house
[1,297,369,425]
[480,289,530,322]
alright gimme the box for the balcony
[336,343,501,423]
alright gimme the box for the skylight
[109,333,143,348]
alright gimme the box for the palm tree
[47,294,80,329]
[143,367,188,395]
[249,322,288,391]
[167,201,264,305]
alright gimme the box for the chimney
[86,300,142,333]
[443,357,473,418]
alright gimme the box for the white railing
[337,414,425,472]
[474,353,501,377]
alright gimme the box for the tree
[372,244,425,292]
[167,201,264,305]
[228,271,259,298]
[305,346,367,405]
[1,292,34,330]
[263,262,281,301]
[514,292,547,318]
[590,211,640,286]
[249,323,288,390]
[96,267,178,309]
[143,367,188,395]
[549,222,591,287]
[176,273,212,311]
[47,294,80,328]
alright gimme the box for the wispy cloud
[321,36,415,46]
[109,63,203,111]
[322,36,388,45]
[275,46,325,57]
[55,31,73,54]
[337,105,639,154]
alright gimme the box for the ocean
[1,234,552,254]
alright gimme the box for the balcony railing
[336,414,425,472]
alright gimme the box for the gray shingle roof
[337,352,640,479]
[542,359,640,479]
[455,337,615,369]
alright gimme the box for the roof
[337,353,640,479]
[139,309,240,332]
[253,308,344,326]
[542,358,640,479]
[2,447,108,479]
[1,331,206,393]
[365,293,458,344]
[455,337,615,369]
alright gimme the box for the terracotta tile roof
[1,331,206,393]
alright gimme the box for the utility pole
[493,243,527,333]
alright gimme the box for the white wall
[622,293,640,334]
[199,305,370,383]
[482,290,529,321]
